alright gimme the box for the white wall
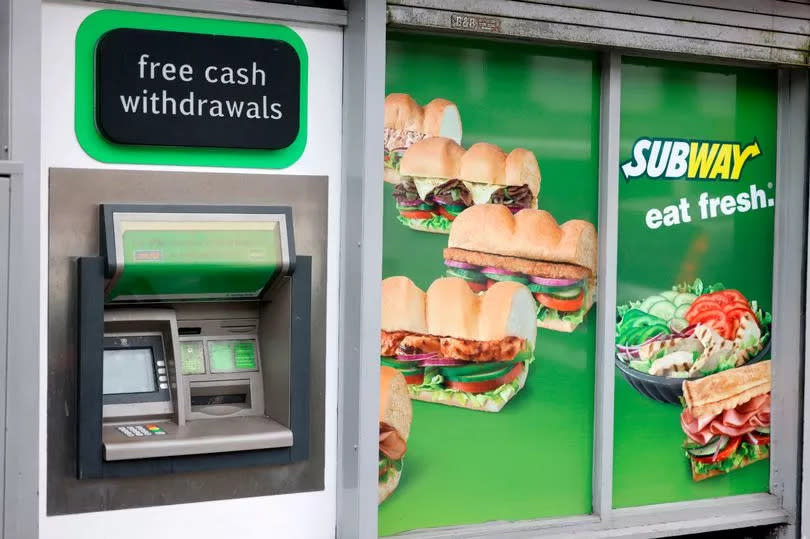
[40,3,342,538]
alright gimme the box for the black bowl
[615,335,771,405]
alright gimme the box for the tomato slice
[404,374,425,385]
[445,363,524,394]
[535,290,585,312]
[685,307,724,324]
[694,436,741,463]
[725,306,755,320]
[486,279,498,289]
[466,281,489,293]
[747,432,770,445]
[400,210,436,220]
[438,206,457,222]
[719,290,748,303]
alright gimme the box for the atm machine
[76,204,310,478]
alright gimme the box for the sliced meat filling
[489,184,534,210]
[439,336,525,363]
[379,422,407,460]
[443,247,591,281]
[380,330,411,357]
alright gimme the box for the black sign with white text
[95,28,301,150]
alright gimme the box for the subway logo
[621,138,761,181]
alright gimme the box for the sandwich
[393,137,540,234]
[681,360,771,481]
[379,275,537,412]
[384,93,462,185]
[443,204,597,332]
[379,365,413,503]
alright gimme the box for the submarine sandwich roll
[384,93,462,185]
[393,137,540,234]
[444,204,597,331]
[379,366,413,503]
[681,360,771,481]
[379,276,537,412]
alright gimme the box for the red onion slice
[418,358,467,367]
[480,267,520,276]
[395,198,430,207]
[395,353,438,362]
[528,275,583,287]
[445,260,480,270]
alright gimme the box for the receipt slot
[76,204,310,478]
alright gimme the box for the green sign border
[75,10,308,169]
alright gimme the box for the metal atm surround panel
[78,204,308,476]
[49,169,326,515]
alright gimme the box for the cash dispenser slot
[77,204,311,478]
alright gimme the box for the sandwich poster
[613,58,776,507]
[378,33,600,535]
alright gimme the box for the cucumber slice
[481,272,529,285]
[620,308,647,322]
[648,300,677,321]
[675,304,690,319]
[381,357,421,369]
[674,292,697,307]
[439,359,518,377]
[687,435,729,457]
[640,295,666,312]
[446,267,487,282]
[661,290,678,301]
[443,363,514,382]
[755,426,771,434]
[621,326,650,346]
[527,281,584,294]
[669,317,689,332]
[638,324,670,343]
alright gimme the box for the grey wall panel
[47,168,328,515]
[387,0,810,66]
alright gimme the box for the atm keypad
[117,423,167,437]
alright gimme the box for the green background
[75,10,308,168]
[380,33,600,536]
[613,57,776,507]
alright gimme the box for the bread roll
[425,278,480,340]
[459,143,540,198]
[378,465,402,504]
[384,94,462,143]
[384,93,424,132]
[683,360,771,418]
[380,366,412,441]
[505,148,541,198]
[399,137,465,180]
[425,278,537,347]
[423,98,462,142]
[458,143,506,185]
[448,204,597,274]
[380,276,428,334]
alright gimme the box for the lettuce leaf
[378,455,403,484]
[672,278,725,296]
[690,442,769,476]
[410,355,531,411]
[396,214,452,233]
[537,305,589,326]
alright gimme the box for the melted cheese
[465,182,503,205]
[411,178,507,205]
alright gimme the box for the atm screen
[103,348,157,395]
